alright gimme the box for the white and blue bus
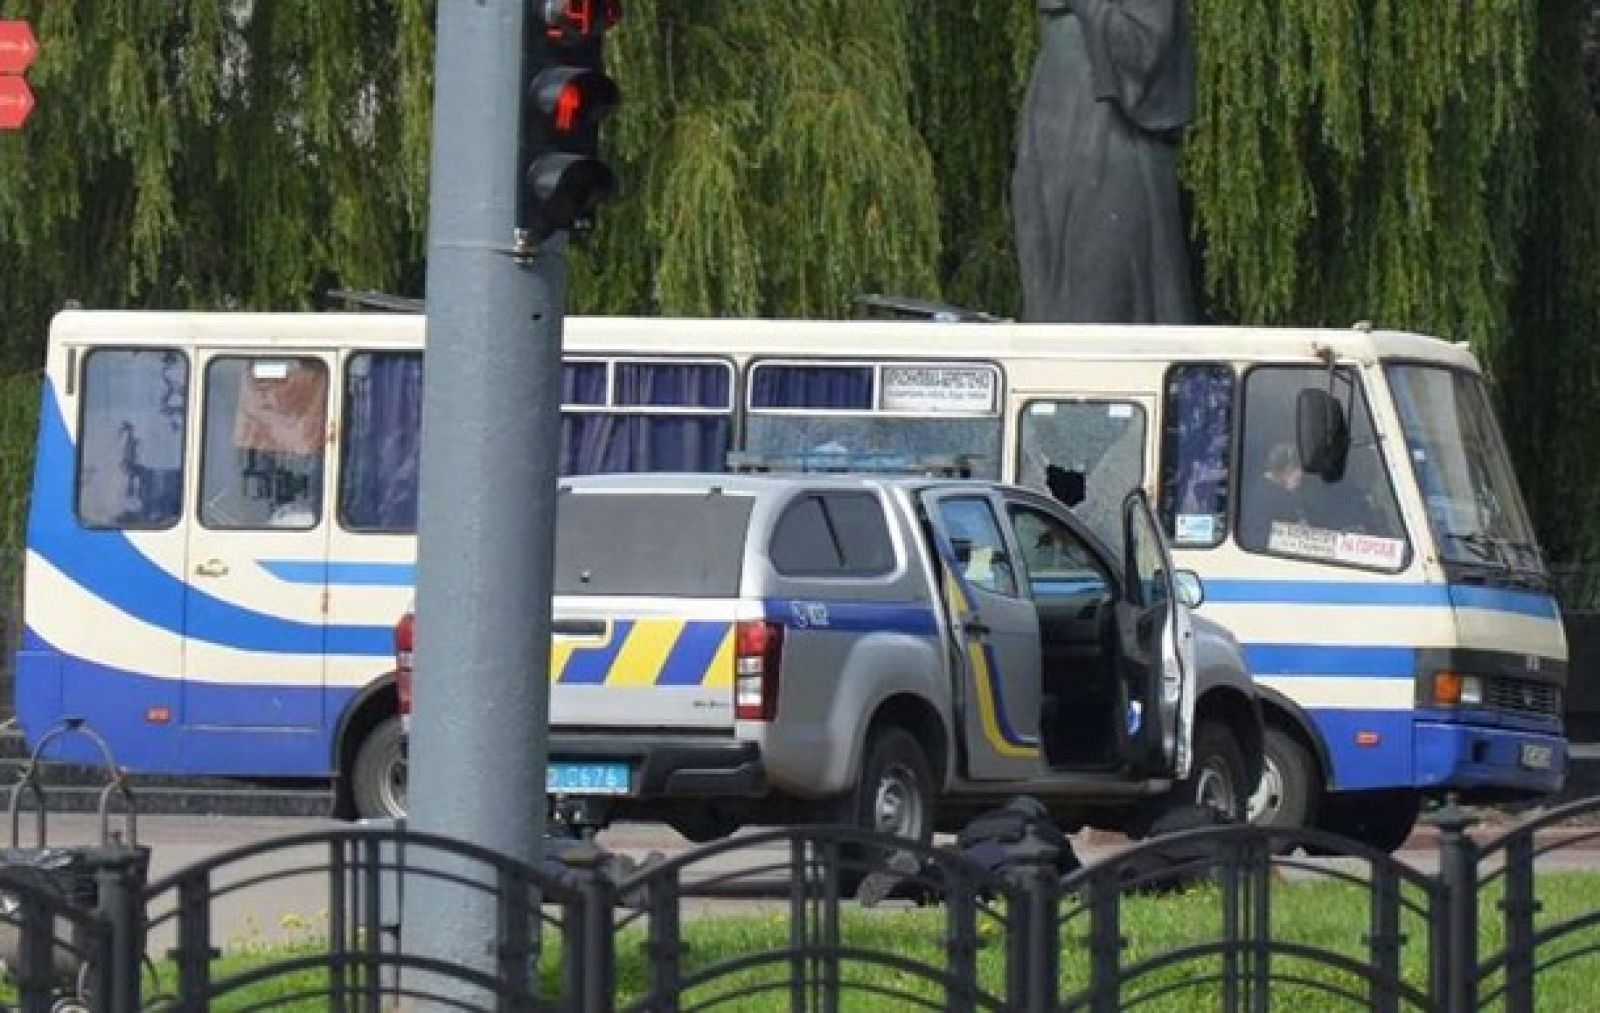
[15,310,1566,847]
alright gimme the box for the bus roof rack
[853,294,1005,324]
[726,451,983,478]
[325,289,426,314]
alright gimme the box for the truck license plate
[1519,743,1554,771]
[548,762,631,795]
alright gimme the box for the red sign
[0,21,38,76]
[0,75,34,130]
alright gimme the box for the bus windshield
[1386,364,1545,577]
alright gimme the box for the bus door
[1014,394,1157,550]
[183,351,334,729]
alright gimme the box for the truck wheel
[352,717,407,820]
[847,726,935,844]
[1177,722,1248,822]
[1247,726,1318,831]
[1318,791,1422,854]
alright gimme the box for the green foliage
[0,0,1598,560]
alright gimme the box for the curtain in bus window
[77,349,188,528]
[560,362,732,474]
[1159,365,1233,546]
[750,365,874,409]
[563,362,607,405]
[341,353,424,531]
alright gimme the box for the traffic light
[516,0,621,250]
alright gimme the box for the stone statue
[1013,0,1197,324]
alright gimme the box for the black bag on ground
[857,796,1080,907]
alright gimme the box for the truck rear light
[734,619,784,721]
[396,612,415,718]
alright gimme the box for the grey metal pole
[406,0,562,1002]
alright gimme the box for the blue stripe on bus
[1245,644,1417,678]
[1204,579,1558,619]
[16,629,346,776]
[260,560,417,586]
[29,390,393,657]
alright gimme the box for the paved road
[13,814,1600,956]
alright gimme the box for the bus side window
[77,348,189,529]
[200,357,328,530]
[1016,399,1146,549]
[340,352,424,532]
[1158,364,1234,548]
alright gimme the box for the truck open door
[920,490,1044,781]
[1118,491,1196,779]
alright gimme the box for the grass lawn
[39,872,1600,1009]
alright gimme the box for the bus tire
[351,717,407,820]
[1247,725,1318,831]
[1318,790,1422,854]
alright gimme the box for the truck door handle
[195,559,230,578]
[964,620,991,637]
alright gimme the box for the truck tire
[1247,726,1318,831]
[1317,790,1422,854]
[352,717,407,820]
[836,726,935,895]
[846,726,936,844]
[1176,721,1248,823]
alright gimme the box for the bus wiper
[1442,531,1503,565]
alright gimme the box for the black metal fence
[4,798,1600,1010]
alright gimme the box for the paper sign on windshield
[1269,521,1405,569]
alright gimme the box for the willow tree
[0,0,435,372]
[569,0,943,318]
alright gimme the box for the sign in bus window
[1018,400,1146,550]
[76,349,188,530]
[1238,366,1408,570]
[1159,364,1234,547]
[745,361,1004,476]
[340,352,423,532]
[200,357,328,530]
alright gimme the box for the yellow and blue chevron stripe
[551,619,734,688]
[938,558,1040,759]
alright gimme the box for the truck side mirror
[1175,569,1205,609]
[1297,388,1350,479]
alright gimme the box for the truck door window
[1017,400,1146,549]
[936,497,1018,597]
[1007,506,1110,601]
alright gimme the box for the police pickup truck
[396,469,1262,845]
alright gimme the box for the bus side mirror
[1297,388,1350,479]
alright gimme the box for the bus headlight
[1432,672,1484,708]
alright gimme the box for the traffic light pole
[407,0,561,1001]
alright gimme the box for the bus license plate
[1520,744,1554,771]
[548,762,631,795]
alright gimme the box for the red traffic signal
[529,66,618,136]
[516,1,621,246]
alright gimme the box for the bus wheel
[1318,790,1422,854]
[352,717,407,820]
[1247,726,1319,831]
